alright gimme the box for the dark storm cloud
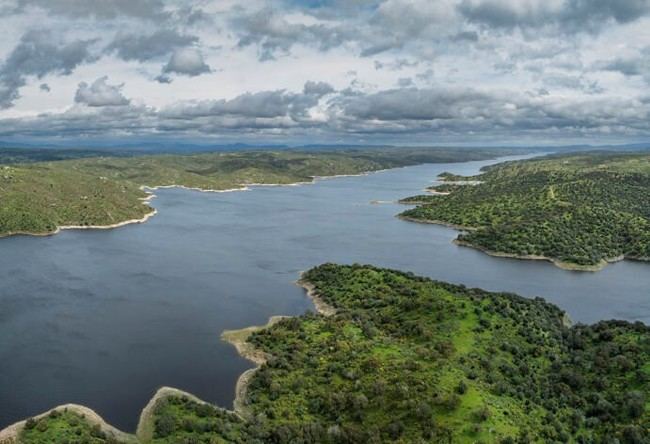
[564,0,650,25]
[162,91,296,119]
[105,30,198,62]
[0,100,320,139]
[1,85,649,142]
[458,0,650,31]
[303,81,335,96]
[337,87,498,121]
[232,1,469,59]
[396,77,414,87]
[12,0,169,21]
[0,31,96,108]
[329,86,650,138]
[595,48,650,82]
[161,81,333,120]
[602,58,645,76]
[452,30,479,42]
[1,1,650,144]
[0,104,157,138]
[172,5,214,26]
[232,7,354,60]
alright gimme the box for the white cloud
[75,76,130,106]
[161,47,211,77]
[0,0,648,145]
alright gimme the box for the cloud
[303,81,335,96]
[1,84,649,144]
[374,58,420,70]
[595,48,650,83]
[232,7,353,60]
[13,0,168,21]
[320,86,650,141]
[602,58,645,76]
[452,30,480,41]
[538,73,604,94]
[0,30,96,108]
[232,1,466,59]
[106,30,198,62]
[338,87,494,121]
[74,76,130,107]
[564,0,650,25]
[161,81,333,120]
[458,0,650,31]
[1,0,650,145]
[397,77,414,87]
[171,5,213,26]
[161,47,211,77]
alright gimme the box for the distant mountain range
[0,140,648,156]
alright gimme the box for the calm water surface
[1,155,649,430]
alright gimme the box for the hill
[399,152,650,270]
[10,264,650,443]
[0,148,511,238]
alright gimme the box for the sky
[0,0,650,146]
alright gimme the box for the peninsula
[399,152,650,270]
[6,264,649,443]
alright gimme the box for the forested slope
[400,153,650,270]
[15,264,650,443]
[0,147,509,238]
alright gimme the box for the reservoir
[1,155,649,431]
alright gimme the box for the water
[1,155,649,431]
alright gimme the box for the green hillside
[399,153,650,270]
[16,264,650,443]
[0,148,508,238]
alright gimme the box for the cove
[1,154,649,431]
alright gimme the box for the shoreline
[0,154,526,437]
[295,275,337,316]
[0,191,157,240]
[0,404,136,444]
[397,214,478,232]
[0,276,334,441]
[221,315,288,418]
[135,386,209,442]
[426,189,451,195]
[0,387,209,444]
[398,214,634,272]
[0,167,397,241]
[220,277,336,418]
[453,239,625,272]
[0,154,517,241]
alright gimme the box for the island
[5,264,648,443]
[0,147,514,238]
[399,152,650,270]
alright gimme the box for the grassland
[0,148,511,238]
[399,152,650,270]
[9,264,650,443]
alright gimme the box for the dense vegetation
[14,264,650,443]
[18,410,130,444]
[0,148,135,165]
[148,396,254,444]
[0,164,150,236]
[399,152,650,269]
[0,147,512,237]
